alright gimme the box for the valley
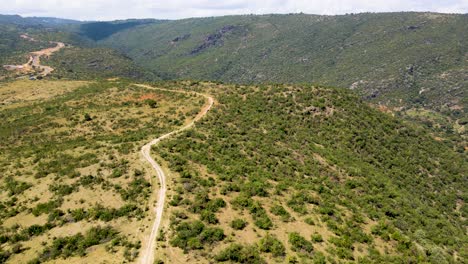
[3,35,65,78]
[0,10,466,264]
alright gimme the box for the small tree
[145,99,157,108]
[84,113,92,122]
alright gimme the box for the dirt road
[136,84,214,264]
[3,34,65,77]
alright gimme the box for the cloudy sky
[1,0,467,21]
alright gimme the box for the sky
[1,0,467,21]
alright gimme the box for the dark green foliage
[270,204,293,222]
[3,176,32,196]
[230,219,248,230]
[89,204,143,221]
[145,99,158,108]
[80,20,160,41]
[157,82,465,262]
[32,199,63,216]
[83,113,92,122]
[43,46,157,80]
[36,226,118,261]
[215,243,265,263]
[170,220,224,251]
[288,232,313,254]
[119,178,151,202]
[231,195,273,230]
[206,198,226,212]
[311,233,324,243]
[200,210,218,224]
[49,184,77,196]
[258,234,286,257]
[99,13,467,118]
[250,202,273,230]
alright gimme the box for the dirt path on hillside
[3,34,65,78]
[136,84,214,264]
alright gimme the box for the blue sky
[1,0,467,21]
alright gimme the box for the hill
[78,19,165,41]
[0,15,80,27]
[0,12,466,264]
[98,12,467,117]
[0,80,465,263]
[91,12,467,149]
[0,23,157,81]
[151,81,467,263]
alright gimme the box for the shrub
[200,210,218,224]
[83,113,92,121]
[170,221,224,251]
[145,99,157,108]
[230,219,248,230]
[215,243,265,263]
[258,234,286,257]
[32,199,63,216]
[37,226,118,261]
[270,204,292,222]
[311,233,324,243]
[304,217,315,225]
[288,232,313,254]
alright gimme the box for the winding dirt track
[2,34,65,77]
[136,84,214,264]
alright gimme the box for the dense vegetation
[0,15,80,27]
[100,13,467,112]
[0,11,466,264]
[153,82,466,263]
[79,20,162,41]
[1,13,465,145]
[97,12,467,148]
[43,46,158,80]
[0,79,203,263]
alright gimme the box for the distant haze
[1,0,467,21]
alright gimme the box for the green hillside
[0,15,80,27]
[152,81,467,263]
[42,46,159,80]
[0,12,466,264]
[100,12,467,113]
[0,25,52,71]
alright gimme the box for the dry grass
[0,80,202,263]
[0,80,88,108]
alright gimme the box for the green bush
[170,221,224,251]
[311,233,324,243]
[258,234,285,257]
[270,204,292,222]
[215,243,265,263]
[288,232,313,254]
[37,226,118,261]
[200,210,218,224]
[230,219,248,230]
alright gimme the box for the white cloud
[1,0,467,20]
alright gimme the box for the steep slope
[96,12,467,150]
[151,82,467,263]
[79,20,165,41]
[100,12,467,113]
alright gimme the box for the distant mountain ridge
[95,12,466,114]
[0,14,81,26]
